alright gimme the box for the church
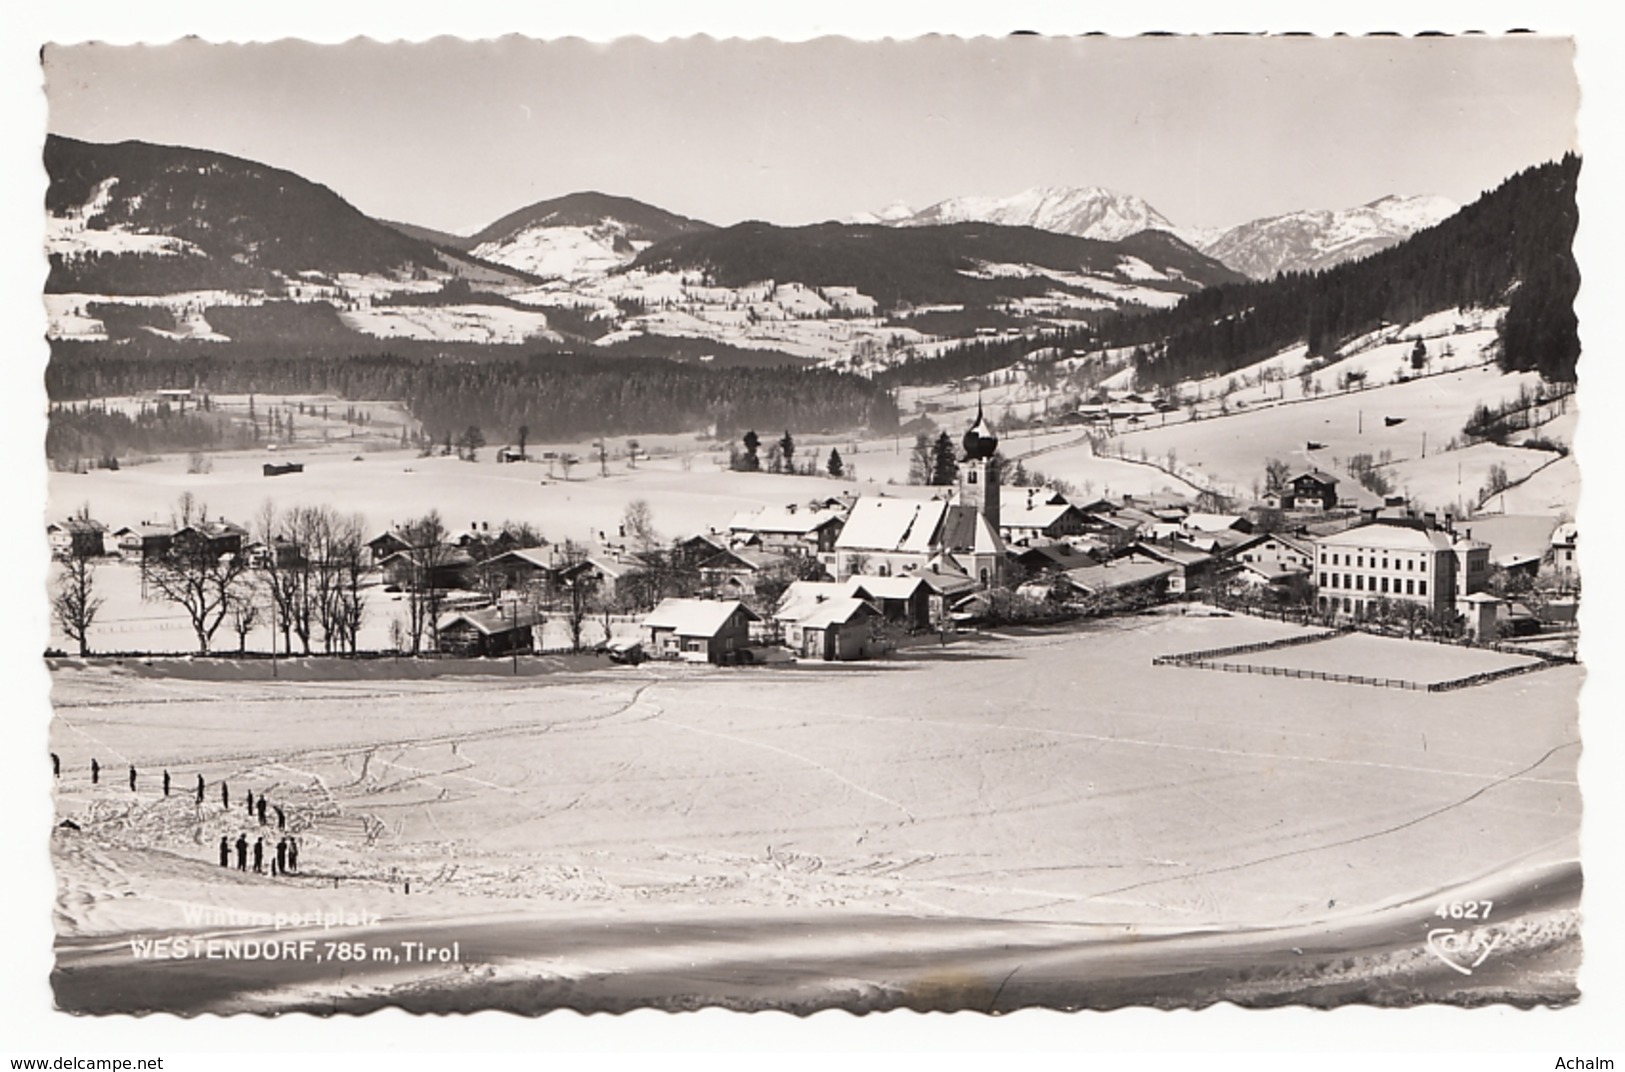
[831,404,1007,587]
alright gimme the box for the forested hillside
[45,350,897,443]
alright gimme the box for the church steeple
[958,395,1000,533]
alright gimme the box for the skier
[163,770,171,797]
[51,753,60,779]
[252,837,264,875]
[257,796,268,827]
[222,781,229,810]
[276,838,288,877]
[287,836,299,874]
[218,837,230,868]
[91,758,99,785]
[128,765,137,792]
[246,789,254,816]
[234,833,248,871]
[196,774,205,804]
[275,804,286,831]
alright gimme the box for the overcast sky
[43,35,1576,234]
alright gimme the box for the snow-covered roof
[1552,521,1577,547]
[938,504,1006,556]
[438,605,541,634]
[775,581,850,621]
[835,497,947,554]
[706,547,792,572]
[845,574,935,600]
[481,546,555,569]
[1001,501,1078,530]
[728,505,844,535]
[643,598,759,636]
[1289,468,1339,485]
[1314,523,1455,552]
[1183,513,1246,532]
[798,597,878,630]
[1059,560,1175,593]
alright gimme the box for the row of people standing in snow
[221,833,300,876]
[54,752,292,828]
[54,752,309,872]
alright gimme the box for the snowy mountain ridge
[895,185,1179,243]
[861,186,1460,279]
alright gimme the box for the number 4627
[1436,900,1493,920]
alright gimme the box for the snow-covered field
[1215,632,1542,683]
[47,610,1581,1012]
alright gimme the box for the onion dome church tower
[959,398,1000,532]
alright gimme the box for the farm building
[436,605,541,657]
[642,598,760,664]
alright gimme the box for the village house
[727,504,846,557]
[378,547,476,591]
[367,530,413,563]
[436,604,541,657]
[1282,469,1340,512]
[792,597,884,661]
[1047,558,1175,605]
[773,581,851,649]
[698,546,796,598]
[642,598,760,664]
[112,523,175,562]
[47,518,110,559]
[477,547,561,595]
[171,518,249,559]
[1231,531,1315,571]
[1119,541,1220,595]
[844,574,939,631]
[998,487,1090,546]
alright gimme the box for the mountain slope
[1201,195,1460,279]
[467,191,714,280]
[45,135,443,293]
[628,220,1244,311]
[1108,156,1579,384]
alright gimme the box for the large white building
[1313,521,1487,618]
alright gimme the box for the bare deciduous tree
[52,550,103,656]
